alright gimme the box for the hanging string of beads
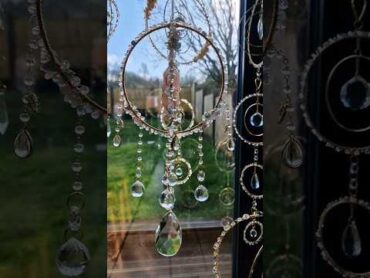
[56,112,90,276]
[14,1,41,159]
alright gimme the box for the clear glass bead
[56,238,90,276]
[131,180,145,198]
[197,170,205,182]
[159,189,176,210]
[194,185,209,202]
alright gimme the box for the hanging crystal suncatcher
[299,0,370,276]
[116,1,227,256]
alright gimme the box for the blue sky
[108,0,240,81]
[108,0,146,72]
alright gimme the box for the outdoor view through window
[107,0,240,276]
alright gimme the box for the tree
[181,0,240,89]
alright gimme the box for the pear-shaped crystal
[131,180,145,198]
[250,112,263,127]
[194,185,209,202]
[107,121,111,138]
[0,91,9,135]
[250,172,260,190]
[14,129,32,158]
[155,211,182,257]
[56,237,90,276]
[342,220,362,257]
[257,17,263,40]
[112,134,121,147]
[159,189,175,210]
[282,137,304,168]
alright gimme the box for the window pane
[107,0,240,276]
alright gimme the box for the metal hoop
[316,196,370,277]
[240,163,263,199]
[120,22,226,138]
[299,31,370,154]
[36,0,107,114]
[233,93,264,146]
[325,54,370,133]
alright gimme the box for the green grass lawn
[108,120,233,223]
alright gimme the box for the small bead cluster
[131,130,145,198]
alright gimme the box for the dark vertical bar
[232,0,247,276]
[303,1,324,277]
[233,0,262,277]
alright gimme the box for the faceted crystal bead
[19,112,30,123]
[197,170,205,182]
[221,216,233,227]
[56,237,90,276]
[342,220,362,257]
[194,185,209,202]
[131,180,145,198]
[74,125,85,135]
[155,211,182,257]
[168,173,178,187]
[14,129,32,158]
[73,143,84,153]
[71,161,82,172]
[340,76,370,111]
[68,206,81,231]
[72,181,83,191]
[250,112,263,127]
[159,189,176,210]
[135,168,142,178]
[219,187,235,206]
[162,175,170,186]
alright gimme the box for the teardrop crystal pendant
[250,112,263,128]
[194,185,209,202]
[257,16,263,40]
[131,180,145,198]
[56,237,90,276]
[155,211,182,257]
[0,90,9,135]
[282,136,304,168]
[250,172,260,190]
[341,220,362,257]
[112,134,121,147]
[14,129,32,158]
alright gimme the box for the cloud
[108,54,121,69]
